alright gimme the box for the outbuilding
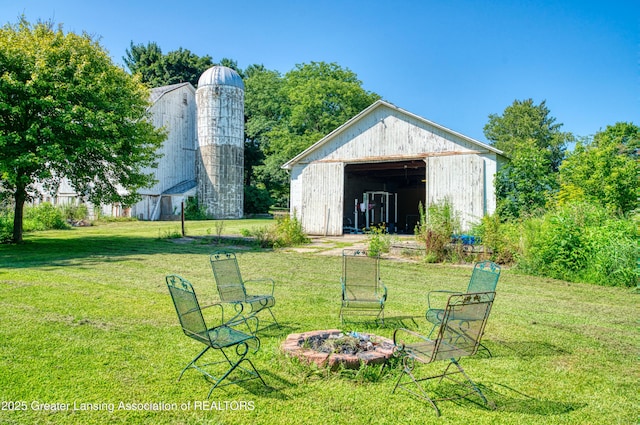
[282,100,507,235]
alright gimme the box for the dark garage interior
[343,160,426,234]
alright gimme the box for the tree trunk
[12,185,26,243]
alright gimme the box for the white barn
[282,100,507,235]
[130,82,197,220]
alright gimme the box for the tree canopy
[124,42,214,88]
[557,122,639,214]
[484,99,573,219]
[0,18,166,242]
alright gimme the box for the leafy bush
[184,196,208,220]
[415,200,461,263]
[366,224,391,256]
[23,203,69,231]
[59,203,89,222]
[517,202,637,287]
[244,185,273,214]
[241,214,309,248]
[473,213,520,264]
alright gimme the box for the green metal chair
[340,249,388,324]
[393,291,497,416]
[426,260,500,337]
[209,251,279,334]
[166,275,266,397]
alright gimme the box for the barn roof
[149,82,195,104]
[282,100,505,170]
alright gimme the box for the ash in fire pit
[282,329,394,370]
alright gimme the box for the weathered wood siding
[427,154,486,229]
[132,84,196,220]
[291,162,344,235]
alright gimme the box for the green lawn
[0,220,637,424]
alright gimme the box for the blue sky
[3,0,638,142]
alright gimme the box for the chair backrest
[166,275,210,345]
[210,252,247,302]
[342,249,381,300]
[467,261,501,293]
[431,291,495,362]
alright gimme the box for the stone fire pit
[282,329,395,370]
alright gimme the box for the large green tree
[0,18,165,242]
[484,99,570,171]
[484,99,573,219]
[557,122,639,214]
[124,42,213,87]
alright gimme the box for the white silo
[196,66,244,218]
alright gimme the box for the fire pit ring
[282,329,395,370]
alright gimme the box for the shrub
[241,214,310,248]
[23,203,69,231]
[244,185,273,214]
[366,224,391,256]
[184,196,208,220]
[415,199,461,263]
[517,201,637,287]
[59,203,89,222]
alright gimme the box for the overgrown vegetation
[415,199,462,263]
[1,202,91,243]
[183,196,209,220]
[366,224,392,256]
[241,214,310,248]
[474,202,637,287]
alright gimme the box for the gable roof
[149,82,195,104]
[282,99,505,170]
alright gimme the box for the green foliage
[250,62,380,207]
[241,214,310,248]
[0,17,165,242]
[123,42,214,88]
[495,138,557,219]
[484,99,573,220]
[473,213,519,264]
[484,98,570,171]
[557,122,639,214]
[366,224,391,256]
[415,200,461,263]
[59,203,88,222]
[516,202,637,287]
[244,184,273,214]
[183,196,208,220]
[22,203,69,231]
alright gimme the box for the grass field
[0,220,637,424]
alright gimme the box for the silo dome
[197,66,244,90]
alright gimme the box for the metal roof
[149,82,194,104]
[197,66,244,90]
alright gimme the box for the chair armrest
[243,278,275,296]
[201,301,245,327]
[393,327,431,349]
[427,289,462,309]
[340,277,347,300]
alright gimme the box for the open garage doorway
[343,160,426,234]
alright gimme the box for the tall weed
[415,200,461,262]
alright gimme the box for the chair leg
[267,307,280,329]
[178,346,210,381]
[206,349,267,398]
[449,358,490,406]
[393,356,441,416]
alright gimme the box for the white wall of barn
[131,85,196,220]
